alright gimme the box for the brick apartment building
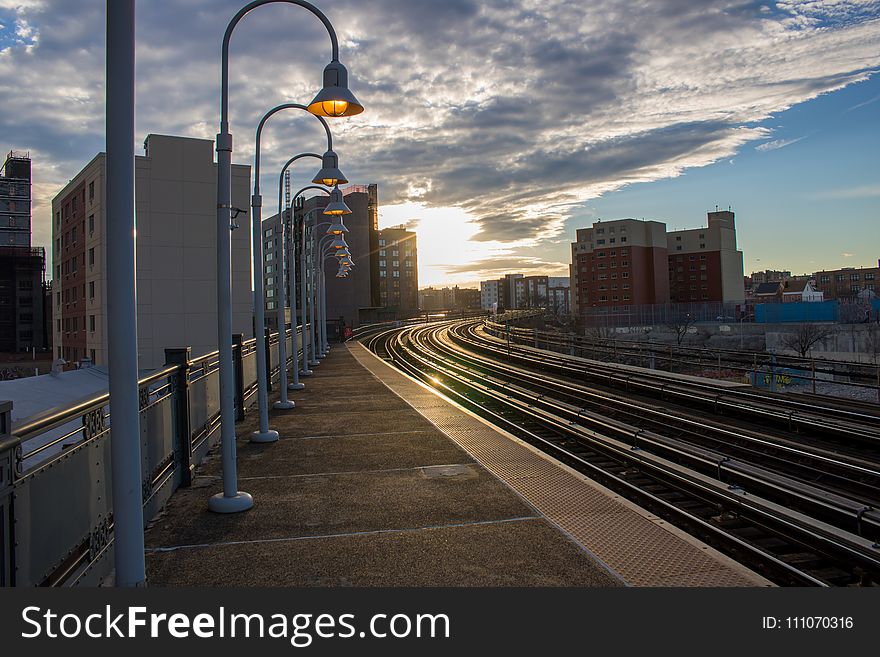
[813,265,878,300]
[570,210,745,319]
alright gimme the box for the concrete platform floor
[143,345,622,587]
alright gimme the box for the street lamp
[212,0,362,514]
[275,176,334,400]
[251,105,345,423]
[304,204,352,364]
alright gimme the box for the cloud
[755,136,806,151]
[842,252,855,257]
[812,184,880,199]
[1,0,879,273]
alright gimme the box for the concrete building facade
[51,134,252,369]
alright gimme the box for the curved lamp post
[273,170,327,402]
[252,106,346,424]
[211,0,362,514]
[299,206,347,374]
[303,200,351,367]
[250,108,323,438]
[310,221,353,358]
[316,240,351,354]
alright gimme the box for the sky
[1,0,878,289]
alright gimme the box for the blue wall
[755,301,838,323]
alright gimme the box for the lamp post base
[300,369,314,377]
[251,429,280,443]
[273,400,295,410]
[309,359,320,366]
[208,491,254,514]
[288,382,305,390]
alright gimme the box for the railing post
[264,327,273,392]
[164,349,194,488]
[232,334,245,421]
[0,401,17,586]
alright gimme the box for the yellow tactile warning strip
[349,341,773,587]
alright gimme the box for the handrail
[10,324,309,442]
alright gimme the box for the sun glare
[378,203,511,288]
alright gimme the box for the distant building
[813,265,878,300]
[0,150,45,352]
[51,134,252,369]
[480,279,501,311]
[377,224,419,317]
[753,281,783,303]
[749,269,791,285]
[569,210,745,321]
[288,184,382,329]
[420,285,481,311]
[548,277,571,316]
[570,219,669,311]
[667,210,745,304]
[782,279,823,303]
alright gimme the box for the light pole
[316,240,351,354]
[211,0,362,514]
[106,0,145,587]
[304,193,351,365]
[275,173,327,399]
[251,105,345,425]
[291,187,334,379]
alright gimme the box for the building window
[620,237,627,243]
[90,315,96,332]
[622,272,629,279]
[264,228,273,238]
[89,281,95,299]
[597,251,606,258]
[266,264,274,274]
[88,181,95,202]
[90,349,96,363]
[88,248,95,267]
[392,260,399,268]
[266,289,274,298]
[267,301,275,310]
[392,270,400,278]
[72,226,77,243]
[699,243,706,249]
[850,273,860,282]
[379,270,386,278]
[835,274,845,282]
[675,236,681,241]
[596,239,605,245]
[266,252,273,261]
[676,246,682,251]
[379,239,386,246]
[865,273,875,281]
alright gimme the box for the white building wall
[52,134,252,370]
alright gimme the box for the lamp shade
[312,150,348,187]
[323,186,352,216]
[329,235,348,250]
[308,61,364,118]
[335,247,351,258]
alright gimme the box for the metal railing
[0,323,312,587]
[486,320,880,403]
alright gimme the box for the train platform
[142,341,771,587]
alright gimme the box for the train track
[362,319,880,587]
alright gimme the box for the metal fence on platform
[0,324,311,587]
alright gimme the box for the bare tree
[780,323,836,358]
[667,313,695,346]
